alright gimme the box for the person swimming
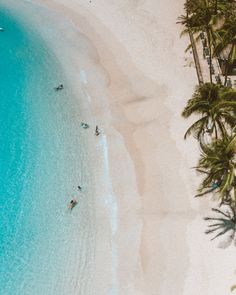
[95,125,100,136]
[69,198,77,210]
[81,122,89,129]
[54,84,64,91]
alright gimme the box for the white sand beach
[16,0,236,293]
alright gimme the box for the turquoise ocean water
[0,6,94,295]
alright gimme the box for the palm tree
[214,0,218,14]
[182,83,236,140]
[195,133,236,201]
[184,0,202,15]
[214,15,236,85]
[216,0,236,18]
[179,0,218,83]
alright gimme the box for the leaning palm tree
[178,0,218,83]
[195,133,236,201]
[182,83,236,140]
[214,15,236,85]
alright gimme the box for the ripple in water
[0,6,95,294]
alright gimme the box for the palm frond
[183,116,208,139]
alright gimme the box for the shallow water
[0,6,95,294]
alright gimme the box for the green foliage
[231,284,236,292]
[196,134,236,201]
[214,15,236,84]
[180,3,236,292]
[180,1,236,247]
[178,0,219,82]
[182,83,236,140]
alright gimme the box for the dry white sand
[24,0,236,293]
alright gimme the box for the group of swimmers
[54,83,101,210]
[55,84,101,136]
[54,84,64,91]
[81,122,100,136]
[68,186,82,210]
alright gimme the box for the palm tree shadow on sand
[204,205,236,248]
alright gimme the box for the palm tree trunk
[234,187,236,204]
[217,120,227,137]
[206,29,213,84]
[224,61,229,86]
[214,0,218,14]
[224,45,234,86]
[215,124,218,139]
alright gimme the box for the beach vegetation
[179,0,236,85]
[231,284,236,292]
[214,15,236,85]
[195,133,236,201]
[182,83,236,140]
[182,82,236,245]
[180,0,236,247]
[179,0,219,83]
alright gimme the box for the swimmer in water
[95,125,100,136]
[69,198,77,211]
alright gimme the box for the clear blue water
[0,6,94,295]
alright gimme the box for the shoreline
[28,0,198,293]
[23,0,143,292]
[8,0,236,294]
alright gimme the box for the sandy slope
[27,0,236,294]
